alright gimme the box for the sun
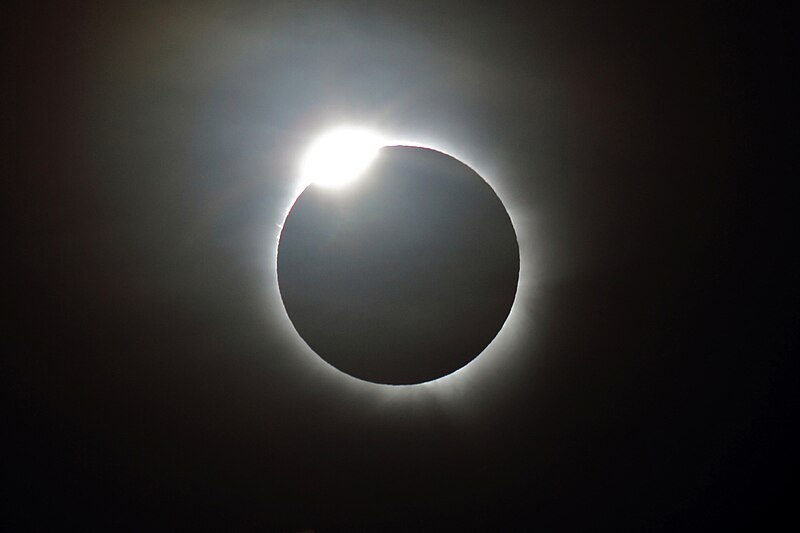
[300,127,386,188]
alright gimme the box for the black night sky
[7,2,795,531]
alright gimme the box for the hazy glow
[266,125,537,399]
[300,127,385,188]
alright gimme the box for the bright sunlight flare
[300,127,386,188]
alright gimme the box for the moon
[277,145,519,385]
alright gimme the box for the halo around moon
[277,145,519,385]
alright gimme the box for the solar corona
[277,129,520,385]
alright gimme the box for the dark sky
[7,2,794,531]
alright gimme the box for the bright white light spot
[300,127,385,188]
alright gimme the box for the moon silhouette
[277,146,519,385]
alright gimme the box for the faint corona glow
[300,127,385,188]
[263,124,539,404]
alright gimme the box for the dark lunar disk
[277,146,519,384]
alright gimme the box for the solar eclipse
[278,139,520,384]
